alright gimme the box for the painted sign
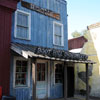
[21,1,60,20]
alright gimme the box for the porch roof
[11,43,95,64]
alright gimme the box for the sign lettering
[21,1,60,20]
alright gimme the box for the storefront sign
[21,1,60,20]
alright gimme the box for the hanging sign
[21,1,60,20]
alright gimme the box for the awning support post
[86,63,89,100]
[32,59,37,100]
[64,62,67,100]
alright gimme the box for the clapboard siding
[11,0,68,50]
[10,56,33,100]
[10,0,68,99]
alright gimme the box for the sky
[67,0,100,39]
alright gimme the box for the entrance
[54,64,64,98]
[36,63,48,99]
[67,67,74,97]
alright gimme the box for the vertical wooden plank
[48,61,50,98]
[32,61,37,100]
[64,63,67,100]
[86,63,89,100]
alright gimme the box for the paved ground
[67,95,100,100]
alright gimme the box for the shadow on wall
[78,64,93,95]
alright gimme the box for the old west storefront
[10,43,94,100]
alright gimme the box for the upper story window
[15,10,31,40]
[53,21,64,46]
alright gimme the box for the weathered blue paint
[36,63,48,99]
[11,0,68,99]
[49,61,63,99]
[11,0,68,50]
[10,56,33,100]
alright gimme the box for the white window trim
[53,21,64,46]
[14,9,31,40]
[13,57,31,88]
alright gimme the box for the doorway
[67,67,74,97]
[36,63,48,99]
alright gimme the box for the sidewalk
[67,95,100,100]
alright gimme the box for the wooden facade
[0,0,19,95]
[0,0,93,100]
[10,0,69,99]
[11,0,68,50]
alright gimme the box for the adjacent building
[69,22,100,98]
[0,0,19,96]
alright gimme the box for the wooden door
[54,64,64,98]
[36,63,48,99]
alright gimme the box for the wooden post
[64,62,67,100]
[32,60,37,100]
[86,63,89,100]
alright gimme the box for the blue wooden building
[10,0,93,100]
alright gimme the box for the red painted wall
[0,0,19,95]
[68,36,87,50]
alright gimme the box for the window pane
[55,35,61,45]
[16,60,21,66]
[55,24,61,36]
[15,80,21,85]
[37,63,45,81]
[42,72,45,81]
[15,60,28,86]
[55,64,63,83]
[22,61,27,66]
[17,26,29,39]
[21,79,26,85]
[16,73,21,80]
[16,67,21,72]
[17,12,28,27]
[37,64,41,71]
[41,64,45,72]
[37,72,41,81]
[16,11,29,39]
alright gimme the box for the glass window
[15,60,28,87]
[53,22,64,46]
[37,63,45,81]
[55,64,63,83]
[15,10,30,40]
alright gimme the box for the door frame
[53,61,64,98]
[67,66,75,97]
[36,59,49,98]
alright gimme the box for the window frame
[54,62,64,84]
[13,57,30,88]
[14,9,31,40]
[53,21,64,46]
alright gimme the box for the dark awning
[11,43,95,64]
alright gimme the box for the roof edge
[87,22,100,30]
